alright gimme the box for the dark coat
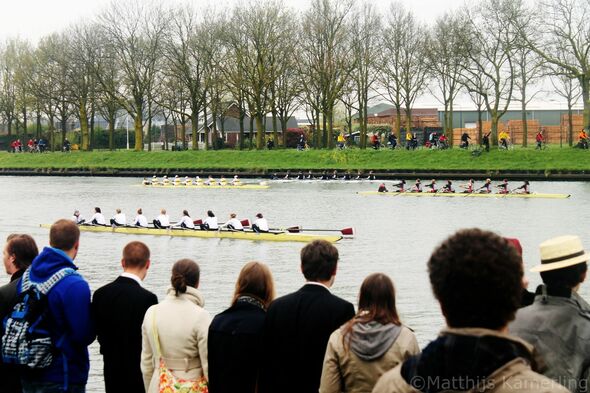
[0,270,24,393]
[92,276,158,393]
[258,283,355,393]
[207,299,266,393]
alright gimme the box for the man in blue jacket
[21,219,95,393]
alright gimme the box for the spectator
[0,234,39,393]
[208,261,275,393]
[297,134,306,151]
[371,133,380,149]
[405,131,412,150]
[510,235,590,392]
[460,132,471,148]
[337,133,346,150]
[267,137,274,150]
[62,138,71,152]
[373,229,568,393]
[258,240,355,393]
[92,241,158,393]
[319,273,419,393]
[482,131,491,152]
[535,130,545,150]
[387,132,397,149]
[141,259,211,393]
[19,220,95,393]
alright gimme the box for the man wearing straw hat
[510,235,590,393]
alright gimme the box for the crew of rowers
[72,208,270,233]
[377,178,531,194]
[143,175,243,186]
[273,170,377,180]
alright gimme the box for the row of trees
[0,0,588,151]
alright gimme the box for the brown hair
[171,259,200,296]
[300,240,338,282]
[5,234,39,270]
[342,273,401,349]
[122,241,150,268]
[232,261,275,309]
[49,219,80,251]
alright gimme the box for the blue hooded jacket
[19,247,95,385]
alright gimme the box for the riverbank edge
[0,167,588,181]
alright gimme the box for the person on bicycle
[388,132,397,149]
[578,129,589,149]
[498,131,510,149]
[337,133,346,150]
[535,131,544,150]
[460,132,471,149]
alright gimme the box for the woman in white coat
[141,259,212,393]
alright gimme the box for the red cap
[505,238,523,256]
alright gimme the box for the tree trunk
[22,107,27,136]
[191,111,199,150]
[134,113,143,151]
[36,110,41,139]
[568,102,573,147]
[108,114,115,151]
[491,111,499,146]
[521,100,528,147]
[203,104,209,150]
[256,113,264,150]
[360,103,367,149]
[477,105,483,145]
[164,116,169,150]
[89,104,95,151]
[272,109,278,147]
[80,103,90,151]
[249,116,254,150]
[181,120,186,149]
[395,106,402,140]
[581,76,589,130]
[327,112,335,149]
[405,105,412,144]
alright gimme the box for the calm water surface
[0,176,589,392]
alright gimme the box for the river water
[0,176,589,392]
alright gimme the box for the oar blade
[286,226,301,233]
[341,227,354,236]
[193,219,203,225]
[241,219,251,227]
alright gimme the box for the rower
[72,210,85,224]
[206,175,217,186]
[477,178,492,194]
[426,179,437,193]
[496,179,509,194]
[320,171,329,180]
[142,178,151,185]
[223,213,244,231]
[442,180,454,193]
[367,171,376,180]
[173,175,181,186]
[174,210,195,229]
[252,213,269,233]
[392,180,406,192]
[271,173,279,180]
[331,170,338,180]
[110,208,126,226]
[195,176,204,186]
[296,171,304,180]
[461,179,475,193]
[232,175,241,186]
[162,175,170,185]
[514,180,530,194]
[355,171,363,180]
[151,175,159,186]
[200,210,219,230]
[133,208,148,227]
[305,170,313,179]
[183,176,193,186]
[90,207,106,225]
[411,179,422,193]
[342,171,352,180]
[153,209,170,229]
[220,176,228,186]
[283,171,290,180]
[378,183,388,193]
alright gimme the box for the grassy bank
[0,147,588,171]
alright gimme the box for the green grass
[0,146,588,172]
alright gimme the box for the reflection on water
[0,176,589,392]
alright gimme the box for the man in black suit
[259,240,355,393]
[0,234,38,393]
[92,241,158,393]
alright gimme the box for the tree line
[0,0,587,151]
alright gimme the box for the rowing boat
[357,191,571,199]
[142,183,270,190]
[39,224,341,243]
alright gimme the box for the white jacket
[141,287,211,393]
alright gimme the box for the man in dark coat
[258,240,355,393]
[0,234,38,393]
[92,241,158,393]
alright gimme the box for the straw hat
[531,235,589,272]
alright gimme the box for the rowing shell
[142,183,269,190]
[357,191,571,199]
[39,224,341,243]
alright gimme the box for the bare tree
[350,2,381,149]
[97,1,168,151]
[551,73,582,146]
[460,0,518,144]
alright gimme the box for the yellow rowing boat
[142,183,269,190]
[39,224,341,243]
[358,191,571,199]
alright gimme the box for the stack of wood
[505,120,541,145]
[561,114,584,130]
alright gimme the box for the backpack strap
[20,267,77,295]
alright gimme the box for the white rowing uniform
[113,213,126,225]
[156,214,170,227]
[176,216,195,229]
[90,213,106,225]
[133,214,148,227]
[204,216,218,230]
[72,214,84,224]
[225,218,243,230]
[253,218,269,232]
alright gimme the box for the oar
[282,227,354,236]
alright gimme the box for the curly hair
[428,228,523,330]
